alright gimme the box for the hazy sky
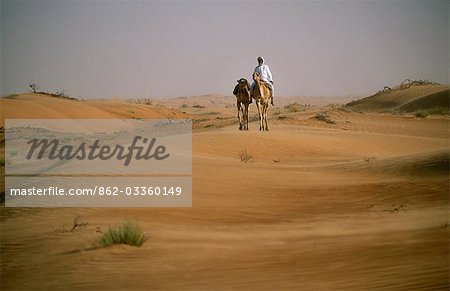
[1,0,448,99]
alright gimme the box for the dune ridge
[0,93,186,123]
[346,84,449,112]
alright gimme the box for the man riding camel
[251,56,275,106]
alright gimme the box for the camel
[234,78,251,130]
[252,72,271,131]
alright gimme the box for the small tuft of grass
[315,112,336,124]
[239,149,253,163]
[415,110,429,118]
[71,216,88,231]
[98,222,147,247]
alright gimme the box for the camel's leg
[262,104,266,131]
[244,103,249,130]
[256,102,260,131]
[264,103,269,131]
[258,102,264,131]
[237,101,242,130]
[243,104,246,129]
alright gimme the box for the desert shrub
[128,98,153,105]
[315,112,336,124]
[427,106,449,115]
[338,105,351,112]
[98,222,147,247]
[192,104,205,108]
[415,110,429,118]
[181,103,188,108]
[239,150,253,163]
[284,103,303,112]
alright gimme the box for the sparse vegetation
[315,112,336,124]
[28,83,75,100]
[364,79,442,99]
[338,105,351,112]
[390,202,407,213]
[29,83,39,93]
[427,106,449,115]
[400,79,440,89]
[414,106,448,118]
[284,103,304,112]
[192,104,205,108]
[71,216,88,231]
[415,110,429,118]
[98,222,147,247]
[364,157,375,163]
[239,149,253,163]
[128,98,153,105]
[0,157,5,167]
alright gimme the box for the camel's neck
[254,78,261,88]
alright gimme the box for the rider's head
[257,56,264,65]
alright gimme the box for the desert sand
[0,87,449,289]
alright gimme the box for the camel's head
[252,72,260,82]
[237,78,247,84]
[237,78,250,90]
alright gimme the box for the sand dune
[346,84,449,112]
[0,93,186,124]
[1,93,449,289]
[327,149,449,177]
